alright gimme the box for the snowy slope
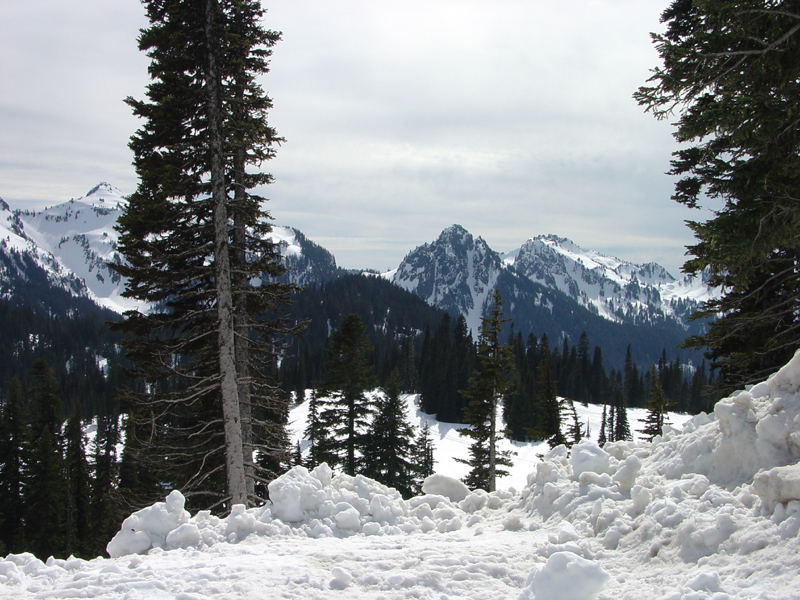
[268,225,342,287]
[0,184,341,314]
[503,234,715,327]
[12,183,136,313]
[286,391,694,492]
[4,354,800,598]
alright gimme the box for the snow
[1,183,144,314]
[4,354,800,598]
[268,225,302,258]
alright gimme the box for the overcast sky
[0,0,708,276]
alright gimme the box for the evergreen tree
[64,410,91,558]
[0,377,27,554]
[564,399,583,448]
[597,402,608,446]
[532,350,565,448]
[112,0,296,509]
[612,375,632,442]
[636,0,800,390]
[302,390,336,468]
[638,367,672,442]
[90,416,122,558]
[412,421,436,494]
[362,371,417,497]
[456,290,515,491]
[316,314,375,476]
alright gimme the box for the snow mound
[106,464,517,557]
[517,551,609,600]
[519,350,800,570]
[106,490,190,558]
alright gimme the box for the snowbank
[106,465,517,557]
[106,352,800,565]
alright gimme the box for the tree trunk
[205,0,247,508]
[488,384,497,493]
[232,146,255,502]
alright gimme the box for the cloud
[1,0,698,276]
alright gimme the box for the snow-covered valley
[3,352,800,599]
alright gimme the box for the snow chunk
[570,439,610,477]
[422,473,470,502]
[106,490,190,557]
[517,551,609,600]
[753,463,800,509]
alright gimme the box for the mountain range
[1,183,715,365]
[388,224,713,337]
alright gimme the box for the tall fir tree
[112,0,296,509]
[302,390,336,468]
[64,410,91,558]
[25,360,66,559]
[564,398,583,448]
[597,402,608,446]
[0,377,27,554]
[456,290,515,492]
[636,0,800,390]
[89,415,123,558]
[362,370,417,498]
[638,367,672,442]
[315,314,375,476]
[532,350,565,448]
[412,421,436,495]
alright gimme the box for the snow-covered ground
[3,355,800,599]
[287,390,694,492]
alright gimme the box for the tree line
[0,360,121,559]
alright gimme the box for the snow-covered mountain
[502,234,713,327]
[389,225,715,335]
[0,183,133,313]
[1,185,713,348]
[391,225,505,334]
[0,183,342,314]
[268,226,343,288]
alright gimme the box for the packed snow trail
[3,353,800,598]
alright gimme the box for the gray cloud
[1,0,701,276]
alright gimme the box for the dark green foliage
[636,0,800,390]
[362,371,418,498]
[456,290,515,491]
[315,314,376,475]
[89,416,123,558]
[597,403,608,446]
[303,391,336,468]
[564,399,584,448]
[0,377,27,554]
[280,274,448,394]
[612,374,632,443]
[64,411,91,557]
[638,367,672,442]
[420,314,477,423]
[25,423,66,558]
[112,0,296,509]
[412,421,436,494]
[25,361,66,558]
[0,302,123,419]
[532,350,565,448]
